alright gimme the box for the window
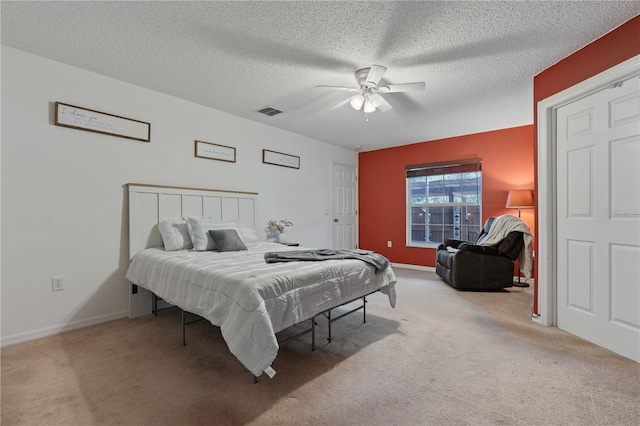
[406,159,482,246]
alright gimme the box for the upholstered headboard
[127,183,259,317]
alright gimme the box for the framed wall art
[195,140,236,163]
[262,149,300,169]
[54,102,150,142]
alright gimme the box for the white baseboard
[1,310,128,347]
[391,263,436,272]
[531,315,547,325]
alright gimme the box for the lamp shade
[506,190,534,208]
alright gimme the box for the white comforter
[125,242,396,377]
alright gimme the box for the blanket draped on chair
[476,214,534,278]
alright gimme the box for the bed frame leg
[253,375,258,384]
[182,309,186,346]
[311,317,316,351]
[327,309,332,342]
[363,296,367,324]
[153,294,158,316]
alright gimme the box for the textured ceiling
[2,1,639,151]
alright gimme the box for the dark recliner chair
[435,217,524,290]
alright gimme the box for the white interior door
[556,75,640,361]
[332,163,357,249]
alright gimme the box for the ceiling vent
[257,107,282,117]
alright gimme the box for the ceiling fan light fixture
[363,97,376,113]
[370,94,383,108]
[350,94,365,110]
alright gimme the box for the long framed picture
[54,102,150,142]
[195,140,236,163]
[262,149,300,169]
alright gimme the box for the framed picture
[262,149,300,169]
[195,140,236,163]
[54,102,150,142]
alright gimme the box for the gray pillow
[186,217,239,251]
[208,229,248,252]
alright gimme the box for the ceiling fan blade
[315,85,360,92]
[378,82,426,93]
[370,93,393,112]
[365,65,387,86]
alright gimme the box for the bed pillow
[208,229,248,252]
[158,218,193,251]
[237,221,260,243]
[186,217,240,251]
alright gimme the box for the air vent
[257,107,282,117]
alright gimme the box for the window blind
[406,158,482,178]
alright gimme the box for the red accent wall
[358,125,535,267]
[531,15,640,312]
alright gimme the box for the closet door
[556,75,640,361]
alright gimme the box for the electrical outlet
[387,240,392,248]
[52,276,64,291]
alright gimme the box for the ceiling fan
[315,65,426,115]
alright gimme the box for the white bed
[126,183,397,378]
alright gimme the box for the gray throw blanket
[264,249,390,274]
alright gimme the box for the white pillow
[158,218,193,251]
[237,221,260,243]
[186,217,241,251]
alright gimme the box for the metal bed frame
[152,290,377,383]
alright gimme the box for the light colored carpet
[2,268,639,425]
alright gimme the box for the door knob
[333,218,339,222]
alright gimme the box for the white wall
[0,46,357,345]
